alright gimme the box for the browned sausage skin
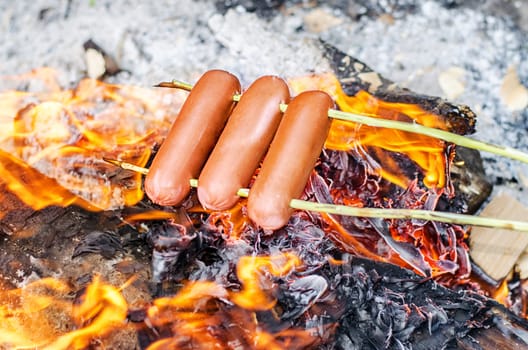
[197,76,290,211]
[145,70,241,206]
[247,90,334,230]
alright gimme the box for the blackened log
[321,41,492,213]
[321,40,476,135]
[323,256,528,350]
[449,147,493,214]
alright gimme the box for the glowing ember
[287,73,470,280]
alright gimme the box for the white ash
[1,0,527,205]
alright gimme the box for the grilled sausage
[197,76,290,210]
[247,90,334,230]
[145,70,241,206]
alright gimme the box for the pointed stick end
[154,80,193,91]
[102,157,122,167]
[154,81,176,88]
[102,157,149,175]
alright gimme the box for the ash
[1,0,527,203]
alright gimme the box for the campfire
[2,1,528,349]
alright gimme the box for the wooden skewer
[156,79,528,166]
[103,158,528,233]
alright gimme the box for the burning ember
[1,44,528,349]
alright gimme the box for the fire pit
[1,1,528,349]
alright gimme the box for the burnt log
[328,256,528,350]
[322,41,476,135]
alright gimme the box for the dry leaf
[438,67,466,100]
[85,48,106,79]
[500,65,528,111]
[378,13,395,25]
[304,9,342,33]
[470,193,528,280]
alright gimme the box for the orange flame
[231,252,302,310]
[146,253,316,349]
[123,210,187,222]
[492,279,511,306]
[0,276,128,349]
[0,148,99,214]
[0,69,184,211]
[290,73,447,188]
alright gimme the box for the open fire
[1,45,527,349]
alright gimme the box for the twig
[103,158,528,233]
[155,79,528,165]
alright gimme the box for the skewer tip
[102,157,122,167]
[154,81,178,88]
[103,157,149,175]
[154,80,194,91]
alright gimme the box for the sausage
[144,70,241,206]
[247,90,334,230]
[197,76,290,210]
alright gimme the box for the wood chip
[85,48,106,79]
[470,193,528,280]
[438,67,466,100]
[303,9,342,33]
[500,65,528,111]
[516,251,528,279]
[83,39,121,79]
